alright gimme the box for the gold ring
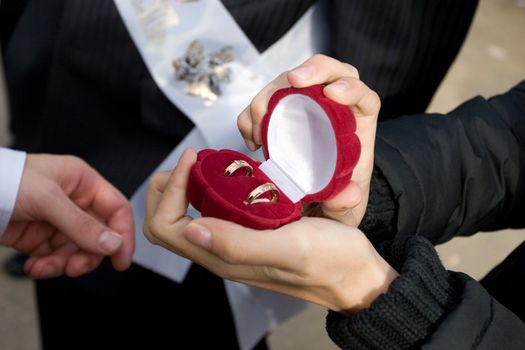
[224,160,253,177]
[244,183,280,205]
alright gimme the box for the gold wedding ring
[244,183,280,205]
[224,160,253,177]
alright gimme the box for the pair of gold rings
[223,160,280,205]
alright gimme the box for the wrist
[333,247,399,315]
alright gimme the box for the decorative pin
[173,40,235,105]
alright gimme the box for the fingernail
[98,231,123,254]
[292,65,313,80]
[330,80,349,92]
[252,125,261,145]
[185,224,212,249]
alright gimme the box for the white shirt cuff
[0,148,27,239]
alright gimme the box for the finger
[50,232,69,250]
[26,242,78,279]
[321,181,362,226]
[322,181,362,212]
[24,256,38,276]
[154,148,197,225]
[237,106,257,151]
[39,187,125,257]
[323,77,381,118]
[249,72,289,144]
[65,252,104,277]
[23,234,55,275]
[184,218,297,268]
[106,202,134,271]
[145,171,172,228]
[237,72,289,149]
[56,158,135,270]
[78,173,135,271]
[29,243,99,278]
[287,54,359,88]
[7,221,54,254]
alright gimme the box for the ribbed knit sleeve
[326,236,462,349]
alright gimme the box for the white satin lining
[260,94,337,202]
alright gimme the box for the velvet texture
[188,149,302,229]
[188,85,361,229]
[261,85,360,203]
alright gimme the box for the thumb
[184,218,292,267]
[322,181,362,214]
[40,188,123,255]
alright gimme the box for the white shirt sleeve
[0,147,27,239]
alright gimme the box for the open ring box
[187,84,361,229]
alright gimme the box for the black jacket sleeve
[371,82,525,243]
[325,236,525,349]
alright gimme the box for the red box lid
[259,84,361,204]
[188,85,361,229]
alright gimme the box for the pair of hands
[144,55,398,314]
[0,154,134,279]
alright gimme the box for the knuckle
[238,115,252,136]
[75,213,98,233]
[148,173,166,191]
[352,78,366,90]
[371,90,381,107]
[277,71,288,81]
[143,223,161,245]
[149,173,162,187]
[289,232,312,264]
[311,53,328,62]
[249,100,263,123]
[236,113,245,129]
[344,63,359,78]
[219,243,242,265]
[63,155,87,170]
[147,216,166,240]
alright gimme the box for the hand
[144,149,398,314]
[0,154,135,279]
[237,54,380,226]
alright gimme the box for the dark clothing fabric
[328,82,525,349]
[358,167,397,246]
[329,0,479,120]
[0,0,478,349]
[327,236,525,349]
[373,82,525,244]
[480,240,525,323]
[326,236,462,349]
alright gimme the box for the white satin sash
[113,1,328,348]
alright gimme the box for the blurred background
[1,0,524,349]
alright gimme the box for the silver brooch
[173,40,235,105]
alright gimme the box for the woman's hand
[237,54,380,226]
[144,149,398,314]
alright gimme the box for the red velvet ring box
[187,84,361,229]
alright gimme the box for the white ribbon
[113,1,328,349]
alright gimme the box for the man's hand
[0,154,135,279]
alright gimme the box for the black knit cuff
[359,167,397,245]
[326,236,462,350]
